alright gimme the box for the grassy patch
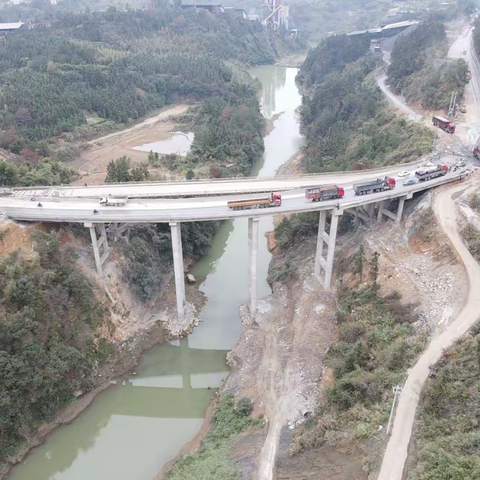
[407,325,480,479]
[167,394,259,480]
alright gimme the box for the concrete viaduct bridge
[0,159,470,321]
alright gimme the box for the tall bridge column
[170,222,186,321]
[315,209,343,290]
[85,222,109,277]
[248,217,260,319]
[377,195,409,224]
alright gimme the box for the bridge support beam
[377,196,408,224]
[108,222,131,243]
[315,209,343,290]
[349,207,371,225]
[170,222,186,322]
[85,222,109,277]
[248,217,260,319]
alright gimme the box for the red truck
[415,164,448,181]
[305,185,344,202]
[353,177,395,195]
[474,145,480,159]
[432,116,455,134]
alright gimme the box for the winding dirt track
[377,182,480,480]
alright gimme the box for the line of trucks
[96,165,450,211]
[226,165,449,210]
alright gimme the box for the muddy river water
[7,65,302,480]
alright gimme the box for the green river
[7,65,302,480]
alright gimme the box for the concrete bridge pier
[248,217,260,319]
[85,222,109,277]
[315,208,343,290]
[170,221,186,321]
[108,222,131,243]
[377,194,410,224]
[351,207,371,225]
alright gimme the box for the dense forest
[0,231,112,463]
[0,3,286,181]
[298,35,434,173]
[388,22,469,110]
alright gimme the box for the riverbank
[69,104,191,185]
[0,220,208,480]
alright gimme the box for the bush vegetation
[407,325,480,479]
[463,224,480,261]
[0,231,112,461]
[291,284,424,462]
[298,36,434,173]
[167,394,258,480]
[106,156,149,183]
[468,193,480,212]
[388,22,469,110]
[0,158,76,187]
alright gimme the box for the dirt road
[71,104,190,183]
[376,76,424,122]
[377,181,480,480]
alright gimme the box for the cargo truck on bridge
[432,116,455,134]
[305,185,344,202]
[227,192,282,210]
[415,164,448,181]
[99,195,129,206]
[353,177,396,195]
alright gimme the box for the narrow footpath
[378,182,480,480]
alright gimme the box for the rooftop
[0,22,24,30]
[382,20,420,30]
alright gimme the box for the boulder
[187,273,196,284]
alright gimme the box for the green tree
[369,251,380,291]
[106,156,132,183]
[353,243,365,282]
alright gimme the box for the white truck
[99,195,128,206]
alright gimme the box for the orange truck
[227,192,282,210]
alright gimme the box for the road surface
[377,76,423,122]
[377,182,480,480]
[0,166,468,223]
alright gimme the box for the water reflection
[133,132,194,156]
[257,65,287,119]
[8,338,228,480]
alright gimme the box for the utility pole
[448,90,457,118]
[386,385,403,436]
